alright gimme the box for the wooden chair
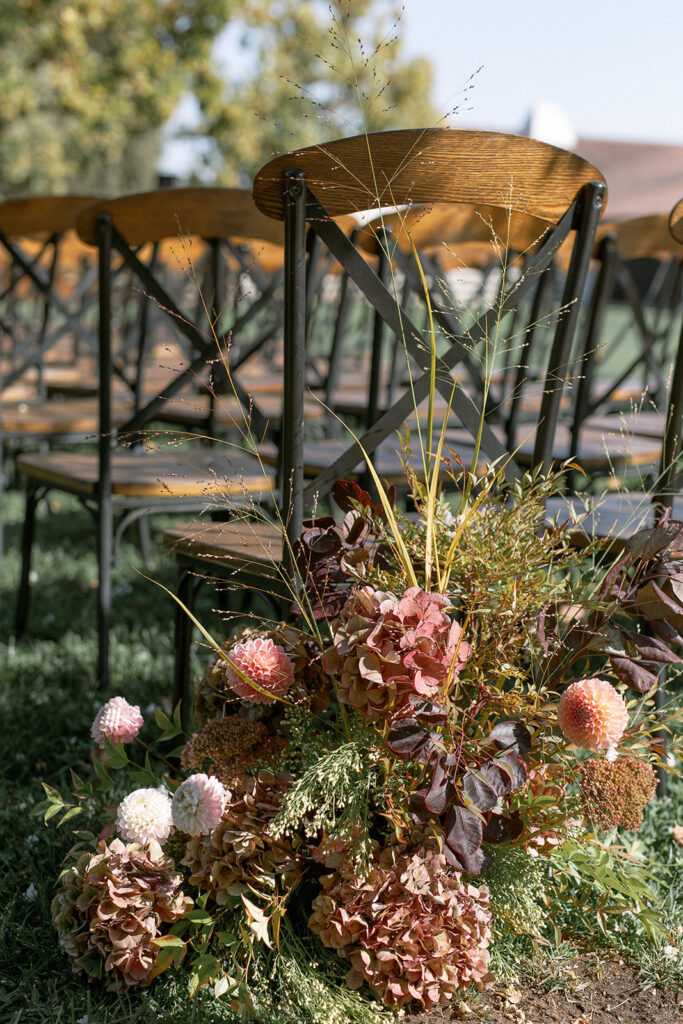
[14,188,288,689]
[162,127,607,717]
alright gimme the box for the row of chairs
[1,129,681,698]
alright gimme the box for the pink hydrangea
[172,774,227,836]
[324,586,472,719]
[91,696,143,748]
[223,637,295,704]
[309,844,492,1009]
[557,678,629,752]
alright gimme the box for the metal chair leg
[15,482,39,636]
[97,494,113,692]
[172,568,203,734]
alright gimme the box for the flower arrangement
[42,462,683,1018]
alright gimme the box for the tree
[0,0,437,198]
[0,0,238,198]
[190,0,439,184]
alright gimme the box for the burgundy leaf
[610,655,658,693]
[635,580,683,623]
[480,761,512,796]
[488,721,532,756]
[444,805,483,858]
[331,480,373,513]
[627,519,683,562]
[650,618,683,647]
[484,811,524,843]
[620,629,682,664]
[457,845,493,876]
[387,718,434,763]
[424,760,456,816]
[408,790,435,824]
[407,696,448,724]
[493,753,527,791]
[461,770,499,814]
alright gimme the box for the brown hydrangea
[323,586,472,720]
[180,715,288,792]
[182,770,303,902]
[51,839,192,991]
[309,844,492,1010]
[579,755,657,832]
[196,624,330,724]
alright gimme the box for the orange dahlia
[557,678,628,752]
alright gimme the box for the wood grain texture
[75,188,285,246]
[597,213,683,260]
[0,196,101,238]
[16,449,274,498]
[163,520,283,572]
[1,398,132,436]
[670,199,683,244]
[253,129,606,223]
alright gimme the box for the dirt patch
[403,956,683,1024]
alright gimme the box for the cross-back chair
[14,187,291,689]
[162,127,607,718]
[570,212,683,458]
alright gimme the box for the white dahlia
[116,788,173,845]
[172,774,227,836]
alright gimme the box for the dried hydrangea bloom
[180,715,288,791]
[91,696,143,748]
[116,787,173,845]
[196,625,330,724]
[172,773,227,836]
[324,586,472,720]
[557,678,628,752]
[182,770,302,903]
[51,838,191,991]
[309,845,492,1010]
[580,755,657,831]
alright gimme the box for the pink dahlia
[223,637,295,704]
[172,774,227,836]
[309,844,492,1009]
[324,586,472,719]
[557,678,628,752]
[91,696,143,748]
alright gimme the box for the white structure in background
[522,102,578,151]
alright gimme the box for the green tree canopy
[0,0,437,199]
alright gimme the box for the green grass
[0,482,681,1023]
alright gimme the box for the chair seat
[158,391,325,429]
[582,410,666,440]
[16,448,274,499]
[546,492,683,549]
[1,397,134,436]
[163,520,283,574]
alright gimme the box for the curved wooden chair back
[669,199,683,245]
[252,128,606,551]
[253,128,604,222]
[76,188,284,248]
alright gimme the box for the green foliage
[0,0,437,197]
[486,846,547,938]
[270,737,380,869]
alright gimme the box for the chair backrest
[659,199,683,510]
[252,128,606,549]
[74,187,286,492]
[0,196,102,395]
[570,213,683,455]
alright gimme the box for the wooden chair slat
[0,196,101,237]
[75,188,286,247]
[253,129,606,223]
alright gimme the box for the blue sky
[400,0,681,143]
[159,0,682,175]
